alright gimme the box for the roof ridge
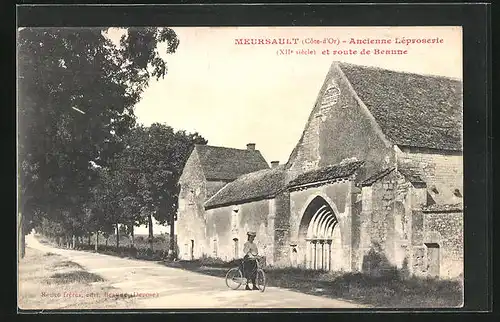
[289,160,365,188]
[204,181,231,207]
[233,165,286,181]
[338,61,462,82]
[303,160,365,173]
[195,144,261,152]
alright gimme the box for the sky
[108,26,462,167]
[106,26,462,234]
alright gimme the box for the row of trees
[18,27,206,258]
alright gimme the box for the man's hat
[247,231,256,237]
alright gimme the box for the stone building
[176,143,269,259]
[176,61,463,279]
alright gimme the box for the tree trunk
[169,217,175,259]
[148,214,154,252]
[95,231,99,252]
[116,223,120,249]
[105,237,108,246]
[130,224,135,248]
[18,212,25,260]
[72,235,76,249]
[88,233,91,246]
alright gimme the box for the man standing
[243,231,259,290]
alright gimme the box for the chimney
[246,143,256,151]
[271,161,279,169]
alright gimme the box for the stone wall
[205,199,274,263]
[359,170,416,274]
[177,150,209,259]
[397,147,463,206]
[411,209,463,278]
[287,63,396,182]
[288,180,352,271]
[369,172,397,263]
[273,191,290,266]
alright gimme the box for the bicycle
[225,256,266,292]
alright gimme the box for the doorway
[298,196,339,271]
[425,243,440,277]
[290,246,298,267]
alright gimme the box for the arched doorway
[298,196,341,271]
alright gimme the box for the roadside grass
[160,258,463,308]
[48,271,105,285]
[18,247,138,310]
[37,233,171,261]
[32,234,463,308]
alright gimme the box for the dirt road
[24,234,367,309]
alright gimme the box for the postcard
[18,26,464,310]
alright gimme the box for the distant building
[176,144,269,260]
[176,61,463,279]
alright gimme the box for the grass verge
[33,235,463,308]
[160,258,463,308]
[18,246,138,310]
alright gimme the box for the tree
[117,124,207,253]
[18,27,179,258]
[91,167,127,249]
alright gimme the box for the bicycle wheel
[256,269,266,292]
[225,267,243,290]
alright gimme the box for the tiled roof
[288,161,365,188]
[361,168,396,186]
[361,167,426,187]
[204,166,287,209]
[195,145,269,181]
[339,62,463,151]
[421,203,463,213]
[397,167,426,185]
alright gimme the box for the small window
[453,189,462,198]
[213,239,218,257]
[231,209,239,230]
[188,189,195,205]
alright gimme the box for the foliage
[18,27,179,231]
[117,124,207,227]
[20,27,208,255]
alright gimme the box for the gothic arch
[297,195,342,271]
[298,192,341,227]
